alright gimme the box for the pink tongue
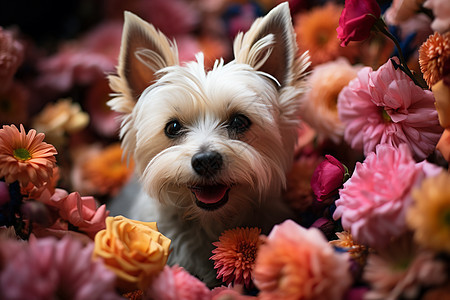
[191,185,228,204]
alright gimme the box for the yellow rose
[93,216,171,292]
[432,80,450,128]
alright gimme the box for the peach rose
[93,216,171,292]
[432,79,450,128]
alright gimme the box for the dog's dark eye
[165,120,183,138]
[228,114,251,135]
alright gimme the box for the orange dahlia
[419,32,450,87]
[210,227,263,288]
[81,143,134,196]
[0,124,57,187]
[294,3,356,66]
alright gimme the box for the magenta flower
[338,58,443,160]
[0,236,121,300]
[337,0,381,47]
[311,155,346,202]
[333,144,442,249]
[145,265,210,300]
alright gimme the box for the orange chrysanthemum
[0,124,57,187]
[81,143,134,196]
[210,227,263,288]
[294,3,355,66]
[419,32,450,87]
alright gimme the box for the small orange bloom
[294,3,357,66]
[211,227,263,288]
[81,143,134,196]
[0,124,57,187]
[419,32,450,87]
[93,216,171,292]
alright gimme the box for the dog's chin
[189,185,230,211]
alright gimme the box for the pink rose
[48,191,109,239]
[311,155,346,202]
[337,0,381,47]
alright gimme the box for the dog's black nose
[191,151,223,176]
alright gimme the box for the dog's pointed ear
[108,11,178,114]
[233,2,297,87]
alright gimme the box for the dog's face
[108,3,309,222]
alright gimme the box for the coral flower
[211,227,263,288]
[0,236,122,300]
[338,58,442,160]
[146,265,210,300]
[0,124,57,188]
[407,171,450,253]
[363,235,447,300]
[253,220,352,300]
[419,32,450,87]
[295,3,356,66]
[80,143,134,196]
[333,144,442,248]
[299,58,361,142]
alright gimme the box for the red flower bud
[337,0,381,47]
[311,155,346,201]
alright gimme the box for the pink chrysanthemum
[338,57,442,160]
[333,144,442,248]
[0,124,57,188]
[253,220,352,300]
[0,236,121,300]
[145,265,210,300]
[211,227,263,288]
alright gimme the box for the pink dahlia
[333,144,442,248]
[338,58,442,160]
[145,265,210,300]
[0,27,24,93]
[37,21,121,92]
[0,236,121,300]
[253,220,352,300]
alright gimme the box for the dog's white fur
[108,3,309,286]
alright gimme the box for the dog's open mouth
[189,185,230,211]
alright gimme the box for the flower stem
[374,19,427,89]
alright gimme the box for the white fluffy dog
[108,2,309,286]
